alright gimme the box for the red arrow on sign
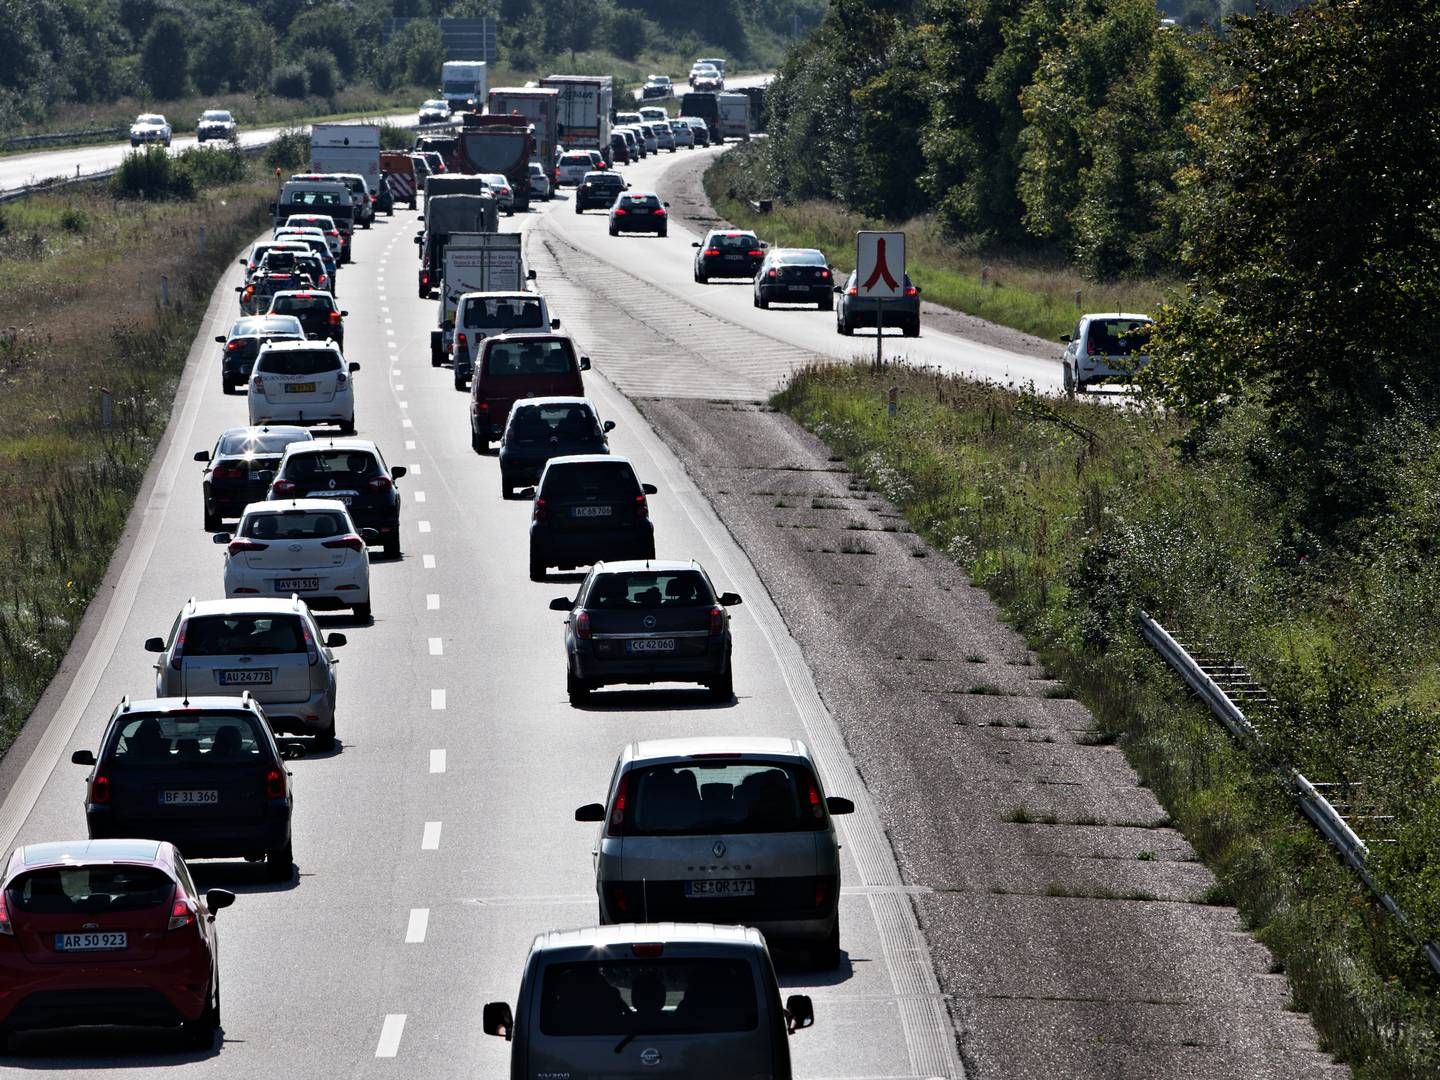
[862,237,899,291]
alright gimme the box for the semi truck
[487,87,561,173]
[430,232,532,372]
[440,60,488,112]
[415,192,498,297]
[538,75,613,163]
[457,113,535,211]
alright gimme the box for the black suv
[268,439,406,558]
[528,455,656,580]
[266,291,347,350]
[196,424,314,530]
[575,171,627,213]
[499,397,614,497]
[214,315,306,394]
[71,695,298,882]
[693,230,766,282]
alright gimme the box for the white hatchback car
[575,737,855,968]
[480,173,515,212]
[248,340,357,433]
[279,214,342,259]
[528,161,553,201]
[218,498,372,621]
[556,151,598,186]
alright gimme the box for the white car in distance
[218,499,373,621]
[248,340,357,434]
[129,113,172,147]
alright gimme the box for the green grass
[704,143,1170,342]
[775,362,1440,1076]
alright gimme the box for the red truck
[458,113,535,211]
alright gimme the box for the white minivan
[483,923,814,1080]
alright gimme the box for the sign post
[855,230,905,371]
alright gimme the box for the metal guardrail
[1139,609,1440,976]
[2,126,126,149]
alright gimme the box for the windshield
[9,866,174,914]
[484,339,575,376]
[1086,319,1153,357]
[256,349,340,376]
[539,959,758,1037]
[218,430,308,455]
[777,250,827,266]
[271,295,335,316]
[282,450,381,483]
[541,462,639,499]
[107,711,268,762]
[585,572,713,610]
[202,111,232,121]
[137,114,165,125]
[712,233,758,251]
[460,134,527,171]
[619,194,661,209]
[285,191,345,209]
[182,614,305,656]
[462,297,546,332]
[625,760,826,835]
[241,509,347,540]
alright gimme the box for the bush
[111,146,195,200]
[301,49,338,100]
[271,64,308,99]
[264,129,310,172]
[606,10,648,61]
[175,145,248,188]
[58,208,87,233]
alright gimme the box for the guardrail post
[99,387,113,430]
[160,275,169,309]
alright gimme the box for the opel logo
[643,615,657,629]
[712,840,726,858]
[640,1048,662,1067]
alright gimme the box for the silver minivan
[575,737,854,967]
[483,923,814,1080]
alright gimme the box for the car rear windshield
[484,339,575,377]
[256,349,341,376]
[463,297,546,332]
[218,430,308,455]
[241,508,347,540]
[538,959,758,1036]
[619,195,661,208]
[282,450,381,482]
[1086,319,1152,357]
[777,250,827,266]
[108,711,268,762]
[182,614,305,656]
[626,760,826,835]
[586,174,622,187]
[287,191,345,209]
[271,295,335,315]
[561,153,592,165]
[234,317,303,337]
[507,403,600,442]
[713,233,759,251]
[586,571,713,609]
[8,866,175,914]
[541,462,639,500]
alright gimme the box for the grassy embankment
[0,147,277,758]
[704,142,1170,343]
[774,363,1440,1077]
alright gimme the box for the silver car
[482,923,815,1080]
[145,597,346,747]
[575,737,854,967]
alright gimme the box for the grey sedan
[835,270,922,337]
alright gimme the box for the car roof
[544,453,627,468]
[531,922,763,954]
[629,736,808,765]
[269,290,335,302]
[483,331,572,346]
[621,190,660,198]
[242,497,354,515]
[258,338,341,353]
[281,437,382,457]
[508,396,594,410]
[113,695,266,717]
[460,290,541,302]
[184,597,311,617]
[1083,311,1153,321]
[16,839,169,872]
[218,424,311,440]
[593,559,701,575]
[584,170,622,180]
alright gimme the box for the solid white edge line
[375,1013,406,1057]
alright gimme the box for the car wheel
[757,292,769,310]
[575,204,583,214]
[608,224,618,236]
[314,716,337,751]
[658,227,667,238]
[499,473,512,499]
[454,371,468,392]
[838,316,852,336]
[471,427,484,454]
[353,602,372,623]
[265,839,294,883]
[708,659,734,703]
[566,668,592,705]
[808,917,841,970]
[819,295,833,312]
[383,533,400,559]
[409,200,417,210]
[203,506,222,533]
[180,982,219,1049]
[529,552,546,582]
[430,343,443,368]
[338,417,356,436]
[1063,363,1075,396]
[696,270,707,284]
[903,318,921,338]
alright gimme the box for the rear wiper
[614,1029,664,1054]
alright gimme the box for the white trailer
[441,61,489,112]
[539,75,614,161]
[310,123,382,206]
[716,93,751,142]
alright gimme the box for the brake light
[703,248,720,256]
[807,777,824,820]
[709,606,724,635]
[251,374,264,391]
[904,285,918,297]
[323,535,365,552]
[367,476,393,492]
[609,772,630,834]
[820,269,831,279]
[847,287,858,296]
[90,772,111,805]
[575,611,591,640]
[814,877,830,909]
[631,942,664,958]
[0,891,11,936]
[211,463,244,481]
[635,494,649,519]
[613,207,627,216]
[272,478,298,495]
[168,895,196,931]
[421,272,430,287]
[767,269,776,279]
[747,249,764,257]
[302,621,320,666]
[170,624,186,670]
[266,767,287,799]
[455,332,468,355]
[336,371,347,388]
[227,539,269,556]
[532,496,547,522]
[328,230,339,237]
[329,310,341,325]
[654,208,665,216]
[225,340,242,351]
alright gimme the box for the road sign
[855,230,905,300]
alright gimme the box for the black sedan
[575,171,628,212]
[499,397,615,498]
[609,190,669,237]
[196,425,313,530]
[754,248,834,310]
[692,230,766,282]
[549,560,741,704]
[214,315,306,394]
[835,269,922,337]
[72,695,299,882]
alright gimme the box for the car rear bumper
[0,984,204,1030]
[760,285,830,303]
[574,650,728,685]
[614,218,665,232]
[87,805,291,858]
[531,526,654,569]
[259,689,334,736]
[248,402,354,427]
[597,876,837,941]
[842,301,920,326]
[700,257,761,278]
[224,566,370,608]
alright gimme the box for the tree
[140,13,188,100]
[606,9,647,61]
[192,10,275,94]
[287,6,358,79]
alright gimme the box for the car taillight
[168,894,196,931]
[272,478,298,495]
[747,249,764,257]
[613,207,627,216]
[336,371,348,388]
[820,269,831,279]
[597,161,608,169]
[609,772,630,835]
[421,271,430,286]
[708,606,725,635]
[807,777,824,820]
[606,881,629,916]
[225,340,242,351]
[90,773,111,805]
[455,332,467,354]
[553,168,560,179]
[323,535,365,552]
[814,876,831,909]
[368,476,393,492]
[575,611,591,640]
[904,285,918,297]
[211,463,245,481]
[328,230,339,237]
[0,890,11,936]
[635,494,648,519]
[251,374,265,391]
[227,539,269,556]
[847,287,858,296]
[170,624,186,670]
[532,497,547,522]
[703,248,720,256]
[766,269,776,279]
[302,622,319,666]
[329,310,341,325]
[654,208,666,216]
[266,767,287,799]
[631,942,664,958]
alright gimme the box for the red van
[470,333,589,452]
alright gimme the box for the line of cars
[127,110,238,147]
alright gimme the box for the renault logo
[712,840,726,858]
[640,1048,662,1067]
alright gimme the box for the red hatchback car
[0,839,234,1050]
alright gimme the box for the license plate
[627,638,676,653]
[685,879,755,899]
[633,208,650,214]
[276,577,319,591]
[219,669,272,685]
[249,471,265,482]
[572,505,613,518]
[56,932,127,952]
[725,254,743,260]
[286,382,316,393]
[162,790,218,805]
[311,490,357,505]
[787,285,809,292]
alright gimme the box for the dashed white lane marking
[418,520,431,533]
[430,748,446,773]
[386,328,395,336]
[422,554,436,569]
[408,464,422,475]
[399,401,409,409]
[406,440,416,450]
[413,491,426,502]
[385,318,393,325]
[402,418,413,428]
[405,908,430,944]
[375,1014,406,1057]
[422,821,442,849]
[426,593,440,609]
[387,341,397,350]
[395,384,405,391]
[431,688,446,710]
[428,637,443,656]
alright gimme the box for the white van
[483,923,814,1080]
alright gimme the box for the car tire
[386,207,394,216]
[808,917,841,970]
[338,417,356,436]
[181,982,219,1049]
[658,227,667,238]
[608,225,618,236]
[819,296,833,312]
[430,343,443,368]
[575,204,583,214]
[383,533,400,559]
[353,602,372,623]
[903,318,921,338]
[757,292,769,310]
[265,839,294,883]
[838,316,852,336]
[409,200,417,210]
[454,372,468,392]
[696,270,707,284]
[708,659,734,703]
[499,473,512,499]
[471,427,484,454]
[203,506,222,533]
[566,668,592,705]
[529,553,546,582]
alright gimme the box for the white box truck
[310,123,382,223]
[441,60,488,112]
[717,93,751,142]
[539,75,614,163]
[431,232,532,369]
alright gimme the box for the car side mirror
[194,449,210,461]
[348,361,360,373]
[236,258,246,267]
[518,486,536,500]
[825,796,855,815]
[914,285,922,293]
[214,335,227,343]
[719,592,741,607]
[144,636,166,653]
[212,532,231,544]
[549,597,574,611]
[325,632,347,648]
[361,528,380,544]
[603,420,616,433]
[391,466,407,480]
[691,241,700,248]
[340,310,349,317]
[786,995,814,1032]
[580,356,591,371]
[550,318,561,329]
[279,740,308,760]
[413,235,423,244]
[1059,334,1071,343]
[664,201,671,207]
[833,285,843,293]
[482,1001,514,1039]
[71,749,96,766]
[417,215,424,222]
[641,483,658,495]
[206,889,236,912]
[234,285,243,292]
[527,269,537,280]
[574,802,605,822]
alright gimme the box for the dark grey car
[835,269,921,337]
[499,397,614,497]
[754,248,834,310]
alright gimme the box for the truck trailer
[538,75,614,164]
[487,87,561,175]
[458,113,535,210]
[440,60,488,112]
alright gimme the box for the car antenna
[642,877,648,924]
[182,659,190,707]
